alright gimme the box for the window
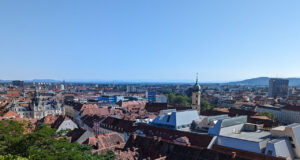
[288,137,293,141]
[291,144,296,148]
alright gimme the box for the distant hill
[228,77,300,86]
[0,79,60,83]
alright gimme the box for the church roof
[193,83,201,92]
[193,74,201,92]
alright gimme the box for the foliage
[258,112,276,120]
[0,120,116,160]
[201,98,213,112]
[167,92,216,112]
[167,93,191,107]
[0,154,28,160]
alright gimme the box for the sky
[1,0,300,82]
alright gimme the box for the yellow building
[191,75,201,113]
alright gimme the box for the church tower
[191,73,201,113]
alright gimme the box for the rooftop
[222,130,271,142]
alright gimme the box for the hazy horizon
[1,0,300,81]
[2,76,300,84]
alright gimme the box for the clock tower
[191,74,201,113]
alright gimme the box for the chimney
[232,152,237,159]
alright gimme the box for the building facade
[268,78,289,98]
[147,91,157,103]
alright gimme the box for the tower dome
[193,73,201,92]
[193,83,201,92]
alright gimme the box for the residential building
[257,105,300,125]
[12,80,24,87]
[98,95,116,103]
[269,78,289,98]
[51,115,78,132]
[150,109,199,130]
[155,94,167,103]
[270,123,300,159]
[147,91,157,103]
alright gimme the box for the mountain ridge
[227,77,300,86]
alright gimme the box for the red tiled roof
[81,105,110,117]
[101,116,135,133]
[124,135,287,160]
[84,132,125,153]
[39,115,59,125]
[136,124,212,148]
[0,110,19,119]
[67,128,86,142]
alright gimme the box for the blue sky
[1,0,300,82]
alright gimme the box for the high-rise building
[126,85,136,93]
[148,91,157,103]
[191,74,201,113]
[12,80,24,87]
[268,78,289,98]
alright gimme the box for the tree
[200,98,213,112]
[167,93,191,107]
[0,154,28,160]
[258,112,276,120]
[0,120,116,160]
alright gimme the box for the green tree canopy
[200,98,213,112]
[167,93,191,107]
[167,93,216,112]
[0,120,116,160]
[258,112,276,120]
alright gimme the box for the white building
[257,105,300,124]
[155,94,167,103]
[270,124,300,159]
[151,109,199,130]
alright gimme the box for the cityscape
[1,77,300,159]
[1,0,300,160]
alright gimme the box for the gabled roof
[145,102,168,112]
[81,115,104,128]
[51,115,69,129]
[84,132,125,153]
[101,116,135,132]
[137,124,213,148]
[67,128,86,142]
[38,115,59,125]
[81,106,109,117]
[0,110,19,119]
[126,135,287,160]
